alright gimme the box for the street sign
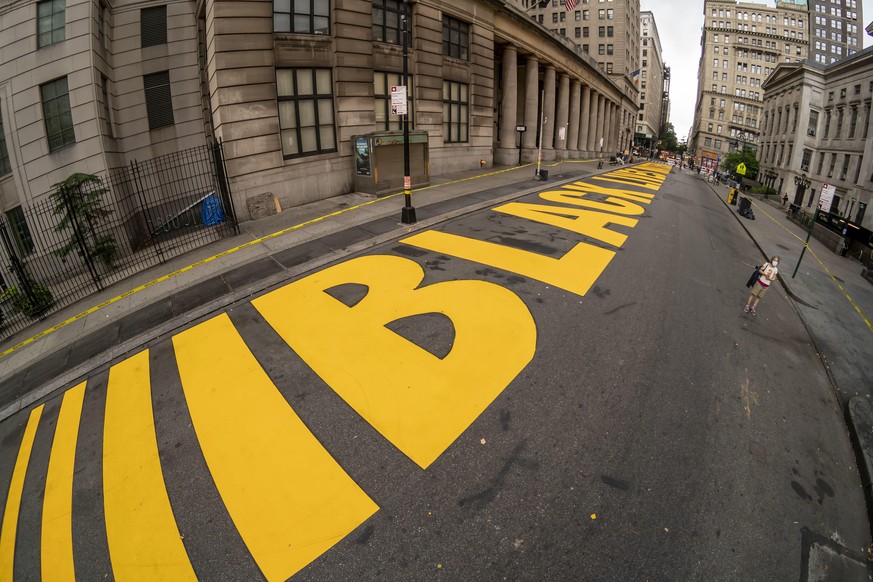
[819,183,836,212]
[736,162,747,176]
[390,85,407,116]
[516,125,526,132]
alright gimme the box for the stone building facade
[634,10,663,153]
[690,0,810,170]
[525,0,640,104]
[758,45,873,230]
[808,0,864,65]
[0,0,636,226]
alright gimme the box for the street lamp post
[400,0,416,224]
[791,173,813,278]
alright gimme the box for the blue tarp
[200,193,225,226]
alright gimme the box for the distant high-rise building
[527,0,641,101]
[691,0,811,171]
[635,11,665,154]
[808,0,864,65]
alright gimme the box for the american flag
[565,0,577,11]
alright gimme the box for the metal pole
[536,89,545,177]
[792,205,817,278]
[400,0,416,224]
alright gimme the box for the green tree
[51,173,117,268]
[719,149,759,179]
[659,122,679,152]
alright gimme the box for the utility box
[352,131,430,196]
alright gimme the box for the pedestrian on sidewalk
[781,194,788,207]
[744,256,780,315]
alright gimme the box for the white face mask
[772,260,779,266]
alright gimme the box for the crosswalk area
[0,163,670,581]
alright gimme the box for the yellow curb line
[0,160,598,359]
[748,198,873,335]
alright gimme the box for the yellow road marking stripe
[103,351,197,581]
[0,405,44,582]
[41,382,86,582]
[0,160,607,361]
[172,314,378,581]
[749,200,873,334]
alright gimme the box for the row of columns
[496,47,627,166]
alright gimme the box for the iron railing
[0,141,238,339]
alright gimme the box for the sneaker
[743,305,750,313]
[750,307,757,316]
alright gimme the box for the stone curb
[847,395,873,537]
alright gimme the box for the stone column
[496,46,519,165]
[568,80,581,158]
[579,85,591,155]
[522,56,539,160]
[595,93,606,156]
[542,65,557,160]
[587,90,599,155]
[555,73,570,157]
[606,102,615,154]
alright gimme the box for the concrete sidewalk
[0,158,611,420]
[705,176,873,531]
[707,179,873,404]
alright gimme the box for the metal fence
[0,141,238,339]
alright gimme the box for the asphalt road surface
[0,163,868,581]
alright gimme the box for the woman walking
[745,256,780,315]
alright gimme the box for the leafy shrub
[7,284,55,317]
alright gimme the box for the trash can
[538,169,549,181]
[727,188,737,205]
[738,195,751,213]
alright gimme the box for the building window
[598,44,605,55]
[0,104,10,177]
[37,0,65,48]
[839,154,850,181]
[827,153,836,178]
[801,148,811,171]
[848,106,858,138]
[100,74,113,138]
[6,207,35,255]
[704,137,712,146]
[807,109,818,137]
[442,80,468,143]
[276,68,336,158]
[835,108,843,137]
[143,71,174,130]
[41,77,75,151]
[140,5,166,47]
[606,44,613,55]
[274,0,329,34]
[598,26,604,36]
[97,1,108,48]
[583,26,589,37]
[443,15,469,60]
[372,0,409,45]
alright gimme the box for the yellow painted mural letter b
[252,255,536,469]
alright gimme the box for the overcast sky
[640,0,873,141]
